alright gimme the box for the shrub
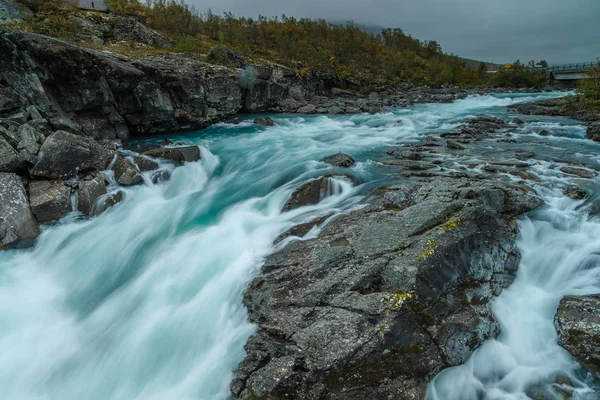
[577,62,600,102]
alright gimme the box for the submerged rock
[234,177,543,399]
[112,156,143,186]
[95,191,125,216]
[556,295,600,375]
[77,173,107,217]
[142,146,200,163]
[321,153,356,168]
[563,185,586,200]
[560,166,596,179]
[28,180,72,223]
[31,131,116,179]
[511,117,525,125]
[0,173,39,249]
[446,139,466,150]
[254,116,277,127]
[538,130,550,136]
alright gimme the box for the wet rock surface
[556,295,600,375]
[282,177,331,211]
[254,116,277,127]
[142,146,201,163]
[0,172,39,248]
[321,153,356,168]
[77,172,107,217]
[112,156,143,186]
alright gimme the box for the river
[0,91,598,399]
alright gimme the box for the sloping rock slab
[233,177,543,399]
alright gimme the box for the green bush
[577,63,600,102]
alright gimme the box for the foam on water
[0,91,585,399]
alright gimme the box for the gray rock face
[31,130,115,179]
[0,30,245,138]
[28,180,72,223]
[112,156,143,186]
[234,177,543,399]
[77,173,107,217]
[282,177,330,211]
[556,295,600,375]
[321,153,356,168]
[142,146,200,163]
[587,122,600,142]
[0,172,39,249]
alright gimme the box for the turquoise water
[1,91,595,400]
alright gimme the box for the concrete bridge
[540,62,598,81]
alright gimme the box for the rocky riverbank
[231,113,600,399]
[509,96,600,141]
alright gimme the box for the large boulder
[31,130,116,179]
[321,153,356,168]
[112,155,143,186]
[233,178,543,399]
[556,295,600,375]
[77,173,107,217]
[142,146,200,163]
[28,180,72,223]
[587,122,600,142]
[0,172,39,249]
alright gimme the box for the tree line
[16,0,550,89]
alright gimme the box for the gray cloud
[186,0,600,65]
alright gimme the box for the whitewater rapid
[0,91,595,400]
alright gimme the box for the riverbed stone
[112,155,143,186]
[142,146,200,163]
[133,155,159,172]
[556,295,600,375]
[282,177,330,211]
[0,173,39,249]
[560,166,596,179]
[254,116,276,126]
[321,153,356,168]
[77,172,107,217]
[28,180,72,223]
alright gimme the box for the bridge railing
[534,61,599,71]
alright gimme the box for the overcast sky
[186,0,600,65]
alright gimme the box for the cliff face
[0,29,320,140]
